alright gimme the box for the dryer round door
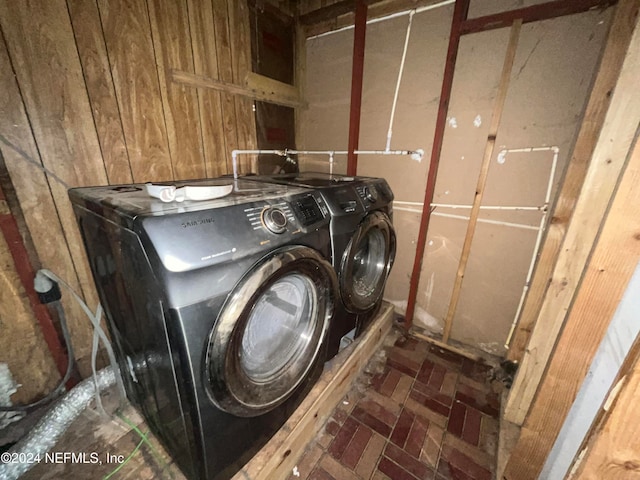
[340,211,396,312]
[205,245,337,417]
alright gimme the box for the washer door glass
[206,246,337,417]
[341,212,396,312]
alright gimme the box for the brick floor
[288,332,500,480]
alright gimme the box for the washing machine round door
[205,245,337,417]
[341,211,396,312]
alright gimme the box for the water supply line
[386,10,415,152]
[231,148,424,179]
[0,367,116,480]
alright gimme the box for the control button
[262,207,288,234]
[363,185,378,203]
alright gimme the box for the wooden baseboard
[234,302,395,480]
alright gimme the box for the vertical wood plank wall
[0,0,257,381]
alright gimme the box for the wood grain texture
[575,341,640,479]
[0,0,106,365]
[503,5,640,427]
[213,0,240,173]
[66,0,133,186]
[503,126,640,479]
[187,0,229,177]
[507,0,640,363]
[148,0,206,181]
[98,0,173,182]
[228,0,257,173]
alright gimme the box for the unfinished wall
[299,2,612,355]
[0,0,257,393]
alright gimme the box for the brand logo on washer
[181,217,215,228]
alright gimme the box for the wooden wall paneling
[148,0,206,181]
[504,132,640,479]
[97,0,173,183]
[187,0,230,177]
[228,0,258,173]
[212,0,241,173]
[506,0,640,363]
[66,0,133,186]
[503,8,640,427]
[0,0,108,369]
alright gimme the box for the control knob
[362,185,378,203]
[262,207,288,234]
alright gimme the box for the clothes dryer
[69,178,337,480]
[243,172,396,359]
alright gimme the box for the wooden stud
[502,116,640,477]
[441,20,522,342]
[503,9,640,427]
[171,70,306,108]
[346,0,367,177]
[506,0,640,363]
[411,332,481,362]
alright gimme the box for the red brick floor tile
[416,359,435,385]
[377,456,420,480]
[440,446,491,480]
[384,442,433,478]
[456,384,500,418]
[332,407,349,425]
[413,380,454,407]
[427,363,447,391]
[387,350,421,377]
[319,454,361,480]
[372,366,391,392]
[308,466,337,480]
[352,406,393,438]
[328,416,359,460]
[447,401,466,437]
[409,389,451,417]
[405,413,429,459]
[391,373,414,404]
[357,398,399,427]
[380,367,403,397]
[325,420,340,436]
[355,432,386,479]
[421,423,445,468]
[342,423,373,469]
[390,408,414,448]
[461,407,482,447]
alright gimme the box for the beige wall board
[0,230,59,403]
[148,0,206,181]
[504,8,640,426]
[67,0,133,186]
[187,0,230,177]
[98,0,173,183]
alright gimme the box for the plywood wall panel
[148,0,206,180]
[228,0,257,172]
[98,0,173,182]
[67,0,133,186]
[187,0,230,176]
[213,0,241,172]
[0,0,107,364]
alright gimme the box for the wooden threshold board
[233,302,395,480]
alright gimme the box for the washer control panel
[261,207,288,234]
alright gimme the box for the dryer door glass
[341,212,396,312]
[206,246,337,417]
[240,273,316,382]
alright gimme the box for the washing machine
[243,172,396,359]
[68,178,338,480]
